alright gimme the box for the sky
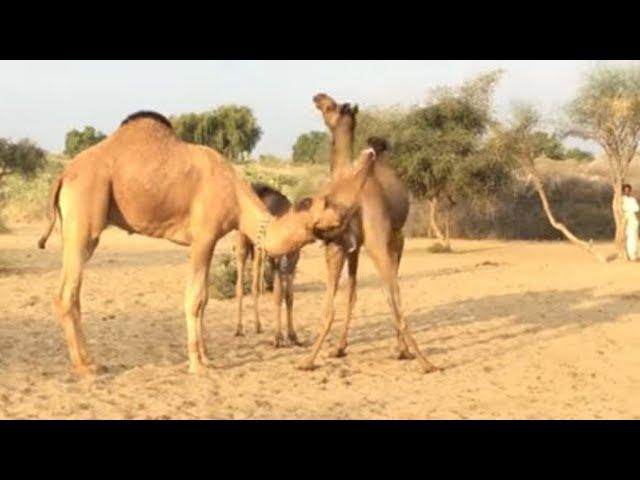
[1,60,638,157]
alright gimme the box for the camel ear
[352,104,359,115]
[313,93,337,113]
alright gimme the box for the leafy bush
[64,126,106,157]
[0,149,62,225]
[406,174,614,241]
[172,105,262,163]
[209,251,274,301]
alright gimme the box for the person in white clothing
[622,184,639,261]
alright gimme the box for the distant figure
[622,184,639,261]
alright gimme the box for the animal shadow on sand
[3,283,638,377]
[0,303,307,376]
[341,287,640,370]
[295,262,503,293]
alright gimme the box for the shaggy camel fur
[38,111,377,376]
[299,95,438,374]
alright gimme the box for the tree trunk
[444,208,451,245]
[425,202,433,238]
[428,198,449,247]
[612,180,625,250]
[523,163,608,263]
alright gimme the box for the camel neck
[235,180,274,245]
[235,178,313,256]
[262,211,314,256]
[330,126,354,177]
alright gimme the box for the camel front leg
[235,234,249,337]
[330,248,359,358]
[251,248,263,334]
[298,243,345,371]
[185,238,216,374]
[273,269,285,347]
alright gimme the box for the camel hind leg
[54,180,108,376]
[283,273,300,345]
[366,236,439,374]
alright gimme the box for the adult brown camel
[37,111,378,377]
[234,183,302,347]
[298,94,439,374]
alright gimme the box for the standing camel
[235,183,302,347]
[37,111,378,377]
[298,94,438,374]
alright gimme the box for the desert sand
[1,223,639,419]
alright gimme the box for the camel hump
[120,111,173,130]
[251,182,291,217]
[367,136,388,154]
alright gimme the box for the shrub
[209,251,274,301]
[0,153,65,224]
[427,242,453,253]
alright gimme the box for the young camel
[298,94,439,374]
[234,183,302,347]
[37,111,377,377]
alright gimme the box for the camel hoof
[421,363,442,374]
[288,333,303,346]
[329,348,347,358]
[397,350,416,360]
[274,334,285,348]
[255,326,263,334]
[235,330,244,337]
[74,363,98,378]
[297,361,317,371]
[188,362,211,376]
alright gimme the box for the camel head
[313,93,358,132]
[295,147,375,240]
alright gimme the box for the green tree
[354,71,509,246]
[172,105,262,162]
[531,131,566,160]
[566,65,640,248]
[64,126,106,157]
[0,138,46,183]
[291,131,330,164]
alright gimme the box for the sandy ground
[1,223,640,419]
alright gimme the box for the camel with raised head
[234,183,302,347]
[298,94,438,374]
[37,111,377,377]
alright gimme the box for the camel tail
[38,175,63,249]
